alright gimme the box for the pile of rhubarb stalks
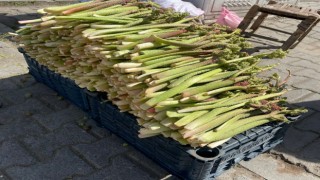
[15,0,306,148]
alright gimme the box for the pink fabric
[216,7,243,29]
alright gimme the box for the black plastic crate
[19,49,90,111]
[82,89,102,120]
[19,49,44,83]
[59,77,89,111]
[86,92,296,180]
[20,48,296,180]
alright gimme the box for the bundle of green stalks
[14,0,307,148]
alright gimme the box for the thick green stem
[169,69,210,88]
[56,16,132,24]
[182,76,250,97]
[87,24,191,36]
[44,1,90,14]
[198,119,276,143]
[183,108,254,138]
[184,103,247,130]
[166,111,191,118]
[178,91,285,113]
[205,86,247,96]
[197,71,237,83]
[140,68,223,110]
[174,111,208,127]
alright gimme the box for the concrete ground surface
[0,1,320,180]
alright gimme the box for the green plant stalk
[172,58,200,67]
[19,19,43,24]
[197,71,237,83]
[198,119,276,143]
[43,1,90,14]
[138,28,162,34]
[157,100,180,106]
[113,62,142,68]
[150,62,218,85]
[91,14,135,21]
[90,4,123,12]
[228,113,288,130]
[187,93,212,102]
[124,10,152,18]
[151,35,208,48]
[88,30,140,39]
[196,41,229,49]
[139,125,170,135]
[154,103,195,112]
[137,50,211,63]
[62,1,107,15]
[174,17,196,24]
[207,138,231,148]
[134,42,163,51]
[170,131,183,140]
[126,57,196,72]
[168,69,210,88]
[154,111,167,120]
[154,58,218,79]
[182,76,250,97]
[214,112,254,131]
[177,138,189,145]
[132,49,179,61]
[174,60,202,69]
[87,24,191,36]
[184,103,247,130]
[145,83,168,95]
[126,83,146,90]
[193,97,229,106]
[123,18,144,27]
[143,121,161,130]
[205,86,247,96]
[140,49,165,55]
[280,108,308,116]
[183,108,254,138]
[140,68,223,110]
[138,132,162,138]
[56,16,132,24]
[113,50,130,57]
[178,91,285,113]
[174,111,208,127]
[135,68,170,81]
[160,118,177,127]
[143,55,183,66]
[71,5,138,17]
[143,29,187,42]
[166,111,191,118]
[91,24,124,29]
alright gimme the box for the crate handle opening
[187,148,221,161]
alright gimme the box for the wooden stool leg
[295,19,319,45]
[282,17,318,50]
[237,5,260,32]
[291,20,318,48]
[249,12,269,34]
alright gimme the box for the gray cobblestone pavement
[1,1,320,180]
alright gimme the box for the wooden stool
[238,0,320,50]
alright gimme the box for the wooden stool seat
[238,0,320,50]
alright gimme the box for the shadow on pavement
[0,13,41,31]
[274,101,320,164]
[0,73,172,180]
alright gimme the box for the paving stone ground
[1,1,320,180]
